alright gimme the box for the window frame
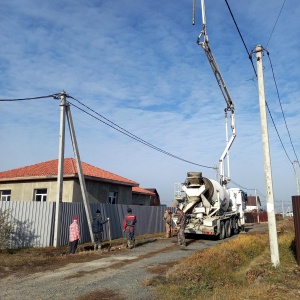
[0,190,11,201]
[108,192,118,204]
[34,188,47,202]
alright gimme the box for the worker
[176,208,187,247]
[92,209,109,250]
[123,207,137,249]
[163,209,172,238]
[69,216,80,254]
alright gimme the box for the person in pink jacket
[69,216,80,254]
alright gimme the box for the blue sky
[0,0,299,211]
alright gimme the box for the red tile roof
[132,186,155,195]
[0,158,138,186]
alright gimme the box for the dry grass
[0,232,166,279]
[76,289,125,300]
[151,218,300,300]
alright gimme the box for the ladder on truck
[174,183,184,202]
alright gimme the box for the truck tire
[225,220,231,238]
[219,221,225,240]
[232,217,239,235]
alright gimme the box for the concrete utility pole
[255,188,260,223]
[54,91,67,247]
[294,161,300,195]
[255,45,280,267]
[53,91,94,247]
[66,105,94,243]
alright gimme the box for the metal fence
[0,201,174,249]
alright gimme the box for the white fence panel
[0,201,54,248]
[0,201,174,248]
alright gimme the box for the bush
[0,208,14,249]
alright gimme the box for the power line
[224,0,257,77]
[225,0,296,170]
[265,96,294,165]
[67,96,215,169]
[266,51,299,164]
[229,179,254,191]
[246,47,294,167]
[266,0,286,48]
[0,94,60,101]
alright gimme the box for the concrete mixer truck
[174,172,246,239]
[172,0,248,239]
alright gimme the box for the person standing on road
[123,207,137,249]
[69,216,80,254]
[163,209,172,238]
[92,209,109,250]
[176,208,187,247]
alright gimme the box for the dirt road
[0,224,266,300]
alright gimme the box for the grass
[0,232,167,279]
[150,218,300,300]
[1,221,299,300]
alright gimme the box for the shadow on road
[135,239,158,247]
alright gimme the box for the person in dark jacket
[176,208,187,247]
[92,209,109,250]
[123,207,137,249]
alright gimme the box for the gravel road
[0,224,267,300]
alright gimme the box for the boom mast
[194,0,236,188]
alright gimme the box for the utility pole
[255,45,280,267]
[54,91,67,247]
[255,188,260,224]
[281,199,285,218]
[294,160,300,195]
[53,91,94,247]
[66,105,94,243]
[214,164,219,182]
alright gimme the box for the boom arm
[194,0,236,187]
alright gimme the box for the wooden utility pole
[255,45,280,267]
[54,91,67,247]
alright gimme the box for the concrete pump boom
[193,0,236,188]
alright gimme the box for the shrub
[0,208,14,249]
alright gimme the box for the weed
[153,219,300,300]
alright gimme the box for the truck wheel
[232,218,239,235]
[219,221,225,240]
[225,220,231,238]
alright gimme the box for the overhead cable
[229,179,255,191]
[67,97,215,169]
[0,94,60,101]
[266,0,286,48]
[224,0,257,76]
[266,51,299,165]
[225,0,296,169]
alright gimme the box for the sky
[0,0,299,211]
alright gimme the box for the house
[132,186,155,206]
[144,188,161,206]
[245,195,261,211]
[0,158,155,205]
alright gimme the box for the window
[34,189,47,202]
[0,190,11,201]
[108,192,118,204]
